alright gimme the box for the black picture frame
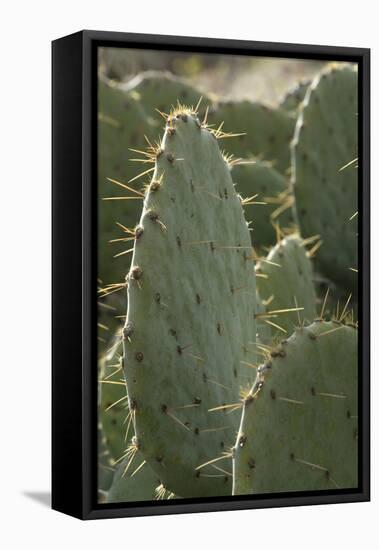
[52,30,370,520]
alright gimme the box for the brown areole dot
[130,266,143,280]
[146,210,159,223]
[245,394,255,406]
[135,351,144,362]
[238,434,247,447]
[134,225,144,239]
[123,322,134,340]
[149,180,161,192]
[132,435,140,450]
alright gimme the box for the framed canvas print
[52,30,370,520]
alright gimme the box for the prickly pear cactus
[231,161,294,249]
[291,64,358,292]
[233,321,358,495]
[97,292,125,357]
[98,425,115,492]
[255,290,271,344]
[280,79,310,112]
[210,101,295,175]
[124,71,210,118]
[99,342,129,461]
[123,107,257,497]
[98,79,152,284]
[106,451,168,503]
[256,234,317,334]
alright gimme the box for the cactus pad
[291,65,358,291]
[280,80,310,112]
[124,70,209,119]
[211,101,295,174]
[233,321,358,495]
[98,79,152,284]
[106,452,169,503]
[123,109,257,497]
[256,234,317,334]
[255,290,271,344]
[97,292,124,357]
[231,161,294,249]
[98,426,115,492]
[99,342,129,461]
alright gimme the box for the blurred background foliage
[99,47,326,105]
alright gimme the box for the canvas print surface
[96,48,358,504]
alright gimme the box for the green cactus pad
[231,161,294,249]
[97,292,125,357]
[256,234,317,334]
[106,452,168,503]
[98,426,115,492]
[123,109,257,497]
[210,101,295,175]
[99,342,130,461]
[233,321,358,495]
[255,291,271,344]
[280,80,310,112]
[124,70,210,119]
[291,64,358,291]
[98,79,153,284]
